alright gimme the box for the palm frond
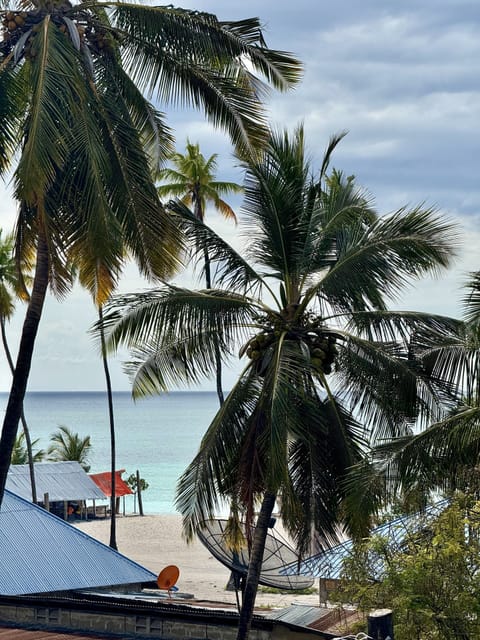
[464,271,480,326]
[168,200,265,294]
[15,20,81,203]
[210,196,238,222]
[93,63,181,281]
[99,60,174,170]
[286,396,368,553]
[99,287,257,391]
[110,6,301,155]
[409,316,479,404]
[175,368,261,540]
[318,205,458,314]
[0,62,27,176]
[318,131,349,184]
[334,331,446,440]
[217,16,303,89]
[239,124,315,285]
[365,402,480,500]
[124,322,233,397]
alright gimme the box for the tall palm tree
[100,126,457,640]
[48,425,92,472]
[0,3,302,507]
[0,229,40,501]
[157,141,243,404]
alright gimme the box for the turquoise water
[0,391,220,515]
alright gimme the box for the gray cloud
[1,0,478,391]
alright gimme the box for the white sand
[74,514,319,610]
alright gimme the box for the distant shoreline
[0,390,221,396]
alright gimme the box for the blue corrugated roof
[0,490,156,595]
[282,500,449,580]
[7,461,106,502]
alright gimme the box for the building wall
[0,600,274,640]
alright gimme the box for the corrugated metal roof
[0,490,156,595]
[89,470,133,498]
[282,500,449,580]
[7,462,106,502]
[265,604,331,625]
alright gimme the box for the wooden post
[136,469,144,516]
[43,492,49,512]
[368,609,394,640]
[318,578,328,605]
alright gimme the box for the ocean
[0,391,220,515]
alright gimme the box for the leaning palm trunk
[236,491,276,640]
[0,316,37,502]
[99,305,117,550]
[0,230,49,506]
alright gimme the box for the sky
[0,0,479,392]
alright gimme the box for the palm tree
[0,3,302,507]
[352,271,480,503]
[100,126,457,639]
[157,141,243,404]
[48,425,92,472]
[0,229,40,501]
[11,431,44,464]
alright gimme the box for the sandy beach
[75,514,319,610]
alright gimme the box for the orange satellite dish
[157,565,180,591]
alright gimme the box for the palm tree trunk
[203,247,225,406]
[194,194,225,407]
[0,317,38,503]
[236,491,276,640]
[98,305,117,550]
[0,230,49,508]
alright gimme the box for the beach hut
[89,469,133,515]
[7,461,107,519]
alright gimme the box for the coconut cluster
[2,10,27,33]
[307,334,338,375]
[1,2,113,60]
[242,312,339,377]
[1,10,28,50]
[1,2,71,58]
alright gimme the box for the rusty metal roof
[0,490,156,596]
[7,462,106,502]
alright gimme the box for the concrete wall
[0,600,273,640]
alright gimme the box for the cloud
[0,1,478,391]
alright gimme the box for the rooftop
[7,462,105,502]
[0,490,156,596]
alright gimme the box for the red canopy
[89,470,133,498]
